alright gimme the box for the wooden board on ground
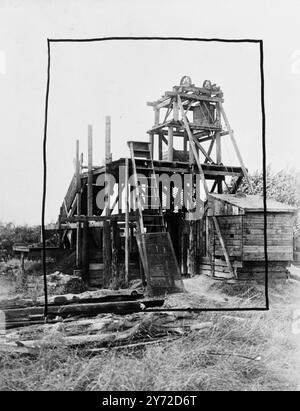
[136,232,185,296]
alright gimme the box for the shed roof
[209,194,296,213]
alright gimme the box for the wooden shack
[200,193,296,280]
[46,76,297,291]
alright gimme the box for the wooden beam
[173,84,223,97]
[230,175,244,194]
[205,137,215,164]
[173,99,179,121]
[212,216,235,279]
[216,103,222,193]
[178,96,209,195]
[87,125,93,216]
[192,135,215,164]
[183,132,187,153]
[148,120,221,134]
[163,101,173,124]
[111,220,119,283]
[167,126,173,161]
[125,158,129,286]
[103,220,111,287]
[166,91,223,104]
[189,140,194,164]
[76,140,82,267]
[219,103,254,194]
[105,116,112,164]
[154,108,160,126]
[158,132,163,160]
[147,97,171,110]
[149,132,154,159]
[82,221,89,282]
[210,180,218,193]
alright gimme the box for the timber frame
[45,76,295,290]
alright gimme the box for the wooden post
[219,103,254,193]
[173,100,179,121]
[188,219,197,276]
[181,220,188,276]
[216,132,223,193]
[19,252,26,290]
[158,132,163,160]
[111,220,119,285]
[168,126,173,161]
[183,132,187,153]
[154,108,160,126]
[103,116,112,286]
[212,216,235,278]
[125,157,129,286]
[149,132,154,159]
[103,220,111,287]
[216,104,222,193]
[76,140,82,268]
[87,125,93,216]
[178,96,209,195]
[82,220,89,283]
[105,116,112,164]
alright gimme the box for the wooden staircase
[127,141,184,296]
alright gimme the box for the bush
[231,166,300,234]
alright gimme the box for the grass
[0,280,299,391]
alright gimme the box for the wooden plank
[154,108,160,125]
[105,116,112,164]
[76,140,82,268]
[215,103,222,192]
[178,96,209,195]
[82,221,89,282]
[103,220,111,287]
[149,133,154,159]
[158,132,163,160]
[125,158,129,286]
[219,103,254,193]
[168,126,173,161]
[212,216,235,278]
[192,135,215,164]
[173,100,179,121]
[89,263,104,270]
[87,125,93,216]
[166,91,223,103]
[111,220,119,283]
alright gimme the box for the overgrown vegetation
[0,167,299,391]
[234,166,300,234]
[0,280,299,391]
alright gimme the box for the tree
[232,166,300,234]
[0,222,41,254]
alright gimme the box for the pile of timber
[200,257,241,279]
[0,310,213,355]
[0,290,164,329]
[200,257,289,281]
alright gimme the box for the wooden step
[136,232,185,296]
[133,150,151,160]
[128,141,151,151]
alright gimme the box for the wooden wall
[243,212,294,261]
[209,215,243,259]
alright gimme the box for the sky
[0,0,300,225]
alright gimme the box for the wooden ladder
[127,141,184,295]
[127,141,165,235]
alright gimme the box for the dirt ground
[1,265,300,391]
